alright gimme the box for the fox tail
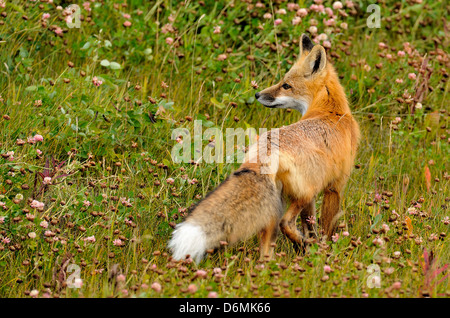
[168,165,283,263]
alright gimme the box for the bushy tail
[167,222,207,263]
[168,164,283,263]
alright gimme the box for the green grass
[0,0,448,298]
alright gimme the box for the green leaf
[81,41,91,50]
[25,85,37,91]
[246,96,255,104]
[100,59,110,67]
[163,101,174,110]
[210,97,225,109]
[203,120,214,128]
[109,62,121,70]
[370,213,383,231]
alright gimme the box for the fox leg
[259,217,280,260]
[320,183,344,239]
[300,199,317,239]
[280,200,308,253]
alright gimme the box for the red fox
[168,34,360,263]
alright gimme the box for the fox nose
[255,92,261,99]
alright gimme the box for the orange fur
[255,34,360,240]
[169,34,360,263]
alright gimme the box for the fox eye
[281,83,292,90]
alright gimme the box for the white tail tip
[168,222,206,263]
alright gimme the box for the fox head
[255,34,328,115]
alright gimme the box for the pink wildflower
[332,1,343,9]
[33,134,43,142]
[92,76,103,87]
[292,17,301,25]
[345,0,354,8]
[151,282,162,292]
[287,3,299,11]
[392,282,402,289]
[27,136,36,144]
[317,33,328,41]
[372,237,384,246]
[309,26,318,34]
[331,233,339,242]
[306,216,316,225]
[44,230,54,237]
[83,2,91,11]
[442,216,449,225]
[297,8,308,17]
[161,23,174,34]
[113,238,123,246]
[195,270,207,278]
[84,235,96,243]
[6,151,14,161]
[217,54,227,61]
[324,18,335,26]
[325,8,334,18]
[310,4,324,13]
[31,200,45,210]
[407,207,417,215]
[30,290,39,298]
[187,284,198,294]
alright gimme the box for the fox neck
[302,67,351,120]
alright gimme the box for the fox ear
[300,33,314,56]
[303,45,326,76]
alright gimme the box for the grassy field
[0,0,448,298]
